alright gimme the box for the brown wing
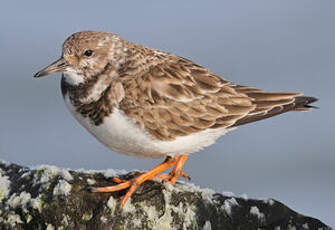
[119,56,315,141]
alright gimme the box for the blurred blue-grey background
[1,0,334,226]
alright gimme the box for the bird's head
[34,31,127,85]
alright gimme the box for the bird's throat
[63,71,86,86]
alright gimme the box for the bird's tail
[291,96,318,111]
[232,88,318,127]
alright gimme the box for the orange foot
[90,155,189,207]
[156,155,190,184]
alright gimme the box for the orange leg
[115,155,190,184]
[156,155,189,185]
[113,169,189,183]
[91,156,178,207]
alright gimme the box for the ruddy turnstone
[34,31,317,206]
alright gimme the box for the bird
[34,30,317,207]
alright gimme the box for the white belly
[64,95,232,158]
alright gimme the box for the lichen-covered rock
[0,161,331,230]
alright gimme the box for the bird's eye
[84,50,93,57]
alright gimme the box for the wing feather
[119,56,311,141]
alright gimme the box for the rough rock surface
[0,161,331,230]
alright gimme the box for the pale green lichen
[26,214,33,223]
[222,197,239,216]
[122,198,136,214]
[46,223,55,230]
[132,217,142,228]
[7,191,31,210]
[200,188,215,202]
[107,195,117,214]
[128,184,198,230]
[103,169,117,178]
[30,195,44,213]
[250,206,265,221]
[61,214,70,227]
[172,202,197,229]
[148,205,174,230]
[119,226,129,230]
[82,212,93,221]
[265,198,275,205]
[86,178,96,185]
[0,173,11,203]
[0,173,46,227]
[164,182,204,228]
[100,215,108,223]
[4,212,23,227]
[165,181,215,204]
[35,165,73,184]
[53,180,72,196]
[143,205,172,230]
[203,220,212,230]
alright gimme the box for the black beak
[34,58,68,78]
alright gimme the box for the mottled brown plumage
[56,31,316,141]
[117,56,308,141]
[34,31,317,206]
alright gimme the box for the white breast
[64,94,232,159]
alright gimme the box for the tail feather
[232,95,318,127]
[293,96,318,111]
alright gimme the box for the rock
[0,161,331,230]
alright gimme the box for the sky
[0,0,334,226]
